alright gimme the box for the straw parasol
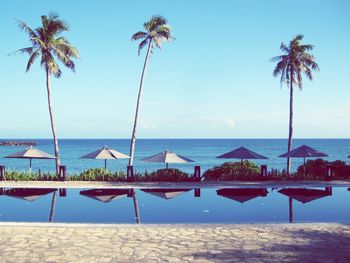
[141,188,191,200]
[5,188,57,201]
[80,189,129,203]
[278,188,332,223]
[142,150,194,169]
[279,145,329,174]
[5,146,55,172]
[217,188,268,203]
[217,146,268,163]
[81,146,130,170]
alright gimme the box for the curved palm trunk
[286,75,294,175]
[132,191,141,224]
[49,191,57,222]
[129,41,153,166]
[46,69,61,174]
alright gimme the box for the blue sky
[0,0,349,138]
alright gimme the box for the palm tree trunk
[49,191,57,222]
[286,74,294,175]
[132,191,141,224]
[46,69,61,174]
[129,41,153,166]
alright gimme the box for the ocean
[0,139,349,174]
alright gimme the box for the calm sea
[0,139,349,174]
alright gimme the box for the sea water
[0,139,349,174]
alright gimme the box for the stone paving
[0,223,349,262]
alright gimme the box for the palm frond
[8,47,33,56]
[51,46,76,72]
[26,49,40,72]
[131,31,147,41]
[16,19,37,39]
[53,38,80,59]
[144,15,167,31]
[138,38,149,56]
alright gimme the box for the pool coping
[0,222,348,228]
[0,180,349,188]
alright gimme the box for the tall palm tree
[271,35,319,174]
[129,16,173,166]
[13,14,79,174]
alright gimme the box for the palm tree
[13,14,79,174]
[271,35,319,174]
[129,16,174,166]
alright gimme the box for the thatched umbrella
[142,150,194,169]
[217,188,268,203]
[81,146,130,170]
[278,188,332,223]
[217,146,268,163]
[279,145,329,174]
[5,146,55,172]
[5,188,57,201]
[141,188,191,200]
[80,189,128,203]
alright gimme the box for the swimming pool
[0,187,349,224]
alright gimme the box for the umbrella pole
[29,158,32,173]
[303,157,306,176]
[289,197,293,223]
[103,159,107,181]
[166,163,168,169]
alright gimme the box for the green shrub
[297,158,350,179]
[4,170,58,181]
[139,168,192,182]
[70,168,127,181]
[203,161,260,181]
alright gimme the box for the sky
[0,0,349,139]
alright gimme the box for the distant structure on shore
[0,141,37,147]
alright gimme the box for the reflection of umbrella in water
[278,188,332,223]
[142,150,194,169]
[217,146,268,163]
[217,188,268,203]
[279,145,329,173]
[141,188,191,200]
[80,188,128,203]
[5,146,55,172]
[81,146,130,170]
[5,188,57,201]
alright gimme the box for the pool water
[0,187,349,224]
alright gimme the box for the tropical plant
[128,16,174,166]
[73,168,127,181]
[4,170,58,181]
[141,168,191,182]
[271,35,319,174]
[203,161,261,181]
[13,13,79,174]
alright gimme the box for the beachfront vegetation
[69,168,127,181]
[142,168,191,182]
[203,161,261,181]
[129,16,174,166]
[4,170,58,181]
[13,13,80,174]
[4,159,350,181]
[271,35,319,175]
[296,158,350,179]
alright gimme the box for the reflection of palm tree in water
[279,187,332,223]
[49,191,57,223]
[132,190,141,224]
